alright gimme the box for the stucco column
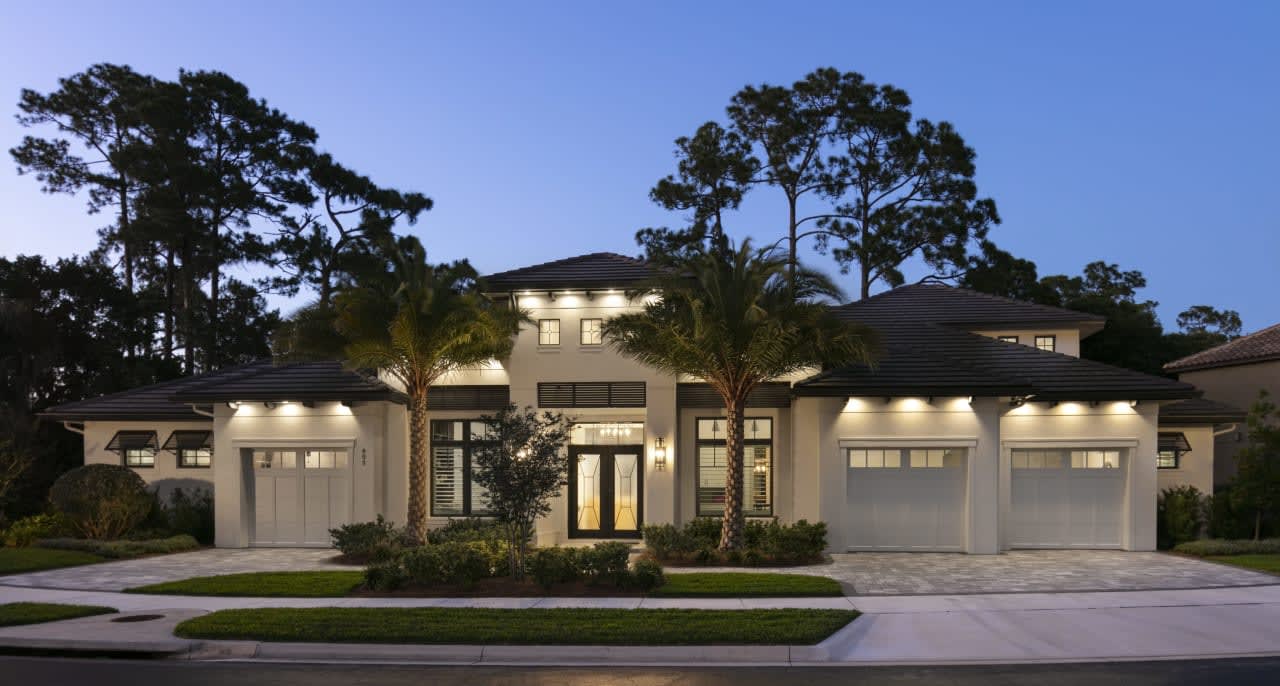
[645,382,677,528]
[967,397,1001,554]
[212,407,246,548]
[1129,403,1160,551]
[791,395,846,550]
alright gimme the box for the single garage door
[251,448,352,546]
[846,447,967,551]
[1009,448,1125,548]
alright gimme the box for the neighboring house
[1165,323,1280,485]
[42,252,1235,553]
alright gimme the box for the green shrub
[761,519,827,562]
[49,465,152,540]
[1157,486,1206,550]
[2,514,70,547]
[631,558,665,591]
[165,488,214,544]
[364,559,408,591]
[401,542,491,588]
[1173,538,1280,556]
[644,518,828,565]
[330,516,408,563]
[640,524,683,559]
[527,547,580,589]
[427,518,508,544]
[35,534,199,559]
[1208,485,1276,540]
[579,541,631,585]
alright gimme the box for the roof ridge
[483,251,647,279]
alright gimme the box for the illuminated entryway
[568,422,644,538]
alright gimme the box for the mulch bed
[352,576,643,598]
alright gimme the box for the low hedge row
[1172,538,1280,557]
[33,534,200,559]
[643,518,827,565]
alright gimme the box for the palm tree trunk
[406,387,430,544]
[719,401,746,551]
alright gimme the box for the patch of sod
[0,602,116,628]
[175,608,858,645]
[126,571,365,597]
[1206,554,1280,575]
[0,548,104,575]
[652,572,844,597]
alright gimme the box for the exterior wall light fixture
[226,401,240,410]
[1130,399,1140,408]
[264,401,278,409]
[653,437,667,471]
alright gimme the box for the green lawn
[1206,554,1280,575]
[0,602,116,628]
[652,572,844,597]
[176,607,857,645]
[0,547,104,575]
[127,571,365,597]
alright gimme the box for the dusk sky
[1,1,1276,330]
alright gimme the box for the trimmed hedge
[34,534,200,559]
[1173,538,1280,557]
[643,518,827,565]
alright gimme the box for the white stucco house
[41,252,1243,553]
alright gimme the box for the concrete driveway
[671,550,1280,595]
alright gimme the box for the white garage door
[252,448,352,547]
[846,448,967,551]
[1009,448,1125,548]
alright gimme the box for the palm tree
[604,239,875,551]
[276,236,524,543]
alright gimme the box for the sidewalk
[3,583,1280,665]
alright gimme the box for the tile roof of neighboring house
[795,285,1197,401]
[1163,323,1280,373]
[1158,397,1248,426]
[41,360,406,421]
[482,252,656,292]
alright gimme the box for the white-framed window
[178,447,212,468]
[695,417,772,516]
[1035,335,1056,352]
[996,335,1018,344]
[304,449,349,469]
[124,448,155,468]
[1011,448,1120,469]
[847,448,902,468]
[580,318,603,345]
[538,319,560,345]
[430,419,494,517]
[848,447,964,468]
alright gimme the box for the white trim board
[1001,438,1139,449]
[839,436,979,448]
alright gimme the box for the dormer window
[996,335,1018,344]
[1035,335,1056,352]
[538,319,560,345]
[580,318,603,346]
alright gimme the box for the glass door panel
[576,453,602,532]
[613,453,639,531]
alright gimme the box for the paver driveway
[671,550,1280,595]
[0,548,350,591]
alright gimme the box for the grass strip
[0,602,116,628]
[127,571,364,597]
[652,572,844,597]
[1206,554,1280,575]
[176,607,858,645]
[0,548,104,575]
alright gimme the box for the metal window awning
[161,430,213,452]
[105,430,159,453]
[1158,432,1192,453]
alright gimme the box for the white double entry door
[251,447,353,547]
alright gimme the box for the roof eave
[1165,353,1280,374]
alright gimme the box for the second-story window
[996,335,1018,344]
[1035,335,1056,352]
[580,318,603,345]
[538,319,560,345]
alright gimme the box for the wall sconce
[653,437,667,471]
[226,401,240,410]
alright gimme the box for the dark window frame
[580,318,603,346]
[1034,334,1057,352]
[537,319,560,346]
[429,419,496,517]
[177,447,212,469]
[694,416,774,517]
[996,335,1019,344]
[1157,449,1182,470]
[124,447,156,468]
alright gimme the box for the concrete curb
[0,636,195,657]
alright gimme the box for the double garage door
[251,448,352,547]
[846,446,1127,551]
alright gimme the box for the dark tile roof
[839,283,1105,333]
[171,360,406,404]
[42,360,406,421]
[1159,397,1247,425]
[482,252,656,292]
[1164,323,1280,373]
[797,288,1198,401]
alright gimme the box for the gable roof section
[482,252,655,292]
[1164,323,1280,373]
[1158,397,1247,426]
[839,283,1105,334]
[171,360,406,404]
[798,296,1197,401]
[36,363,269,422]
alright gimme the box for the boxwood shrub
[1172,538,1280,557]
[642,518,827,565]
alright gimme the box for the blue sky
[1,1,1276,330]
